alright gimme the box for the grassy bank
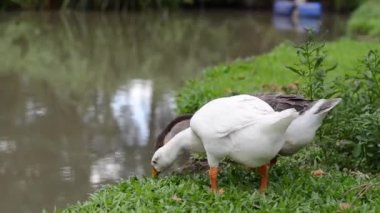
[176,39,380,113]
[64,146,380,212]
[348,0,380,39]
[175,37,380,172]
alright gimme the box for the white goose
[151,95,299,192]
[154,94,342,157]
[152,94,342,192]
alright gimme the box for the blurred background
[0,0,365,212]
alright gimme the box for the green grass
[176,38,380,113]
[348,0,380,39]
[64,146,380,212]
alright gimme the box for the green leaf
[353,143,362,158]
[326,63,338,72]
[286,65,304,76]
[313,56,324,70]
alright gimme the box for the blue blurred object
[273,0,322,17]
[272,15,321,33]
[273,0,294,16]
[298,3,322,17]
[273,0,295,16]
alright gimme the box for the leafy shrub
[286,37,380,172]
[325,50,380,172]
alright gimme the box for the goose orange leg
[259,164,270,193]
[209,166,218,193]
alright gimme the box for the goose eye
[152,160,157,164]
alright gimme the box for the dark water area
[0,11,347,212]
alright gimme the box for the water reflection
[112,80,153,146]
[25,99,48,123]
[272,15,321,32]
[0,138,17,154]
[90,154,123,186]
[0,11,347,213]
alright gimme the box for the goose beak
[151,167,160,177]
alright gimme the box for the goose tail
[312,98,342,115]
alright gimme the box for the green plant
[325,50,380,172]
[286,31,337,99]
[284,36,380,172]
[360,50,380,104]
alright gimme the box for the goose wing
[190,95,275,138]
[256,94,314,113]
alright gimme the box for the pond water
[0,11,347,212]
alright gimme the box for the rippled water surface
[0,11,347,212]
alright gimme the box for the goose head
[280,98,342,155]
[151,138,184,177]
[151,147,171,177]
[151,127,200,177]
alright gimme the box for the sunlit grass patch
[348,0,380,39]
